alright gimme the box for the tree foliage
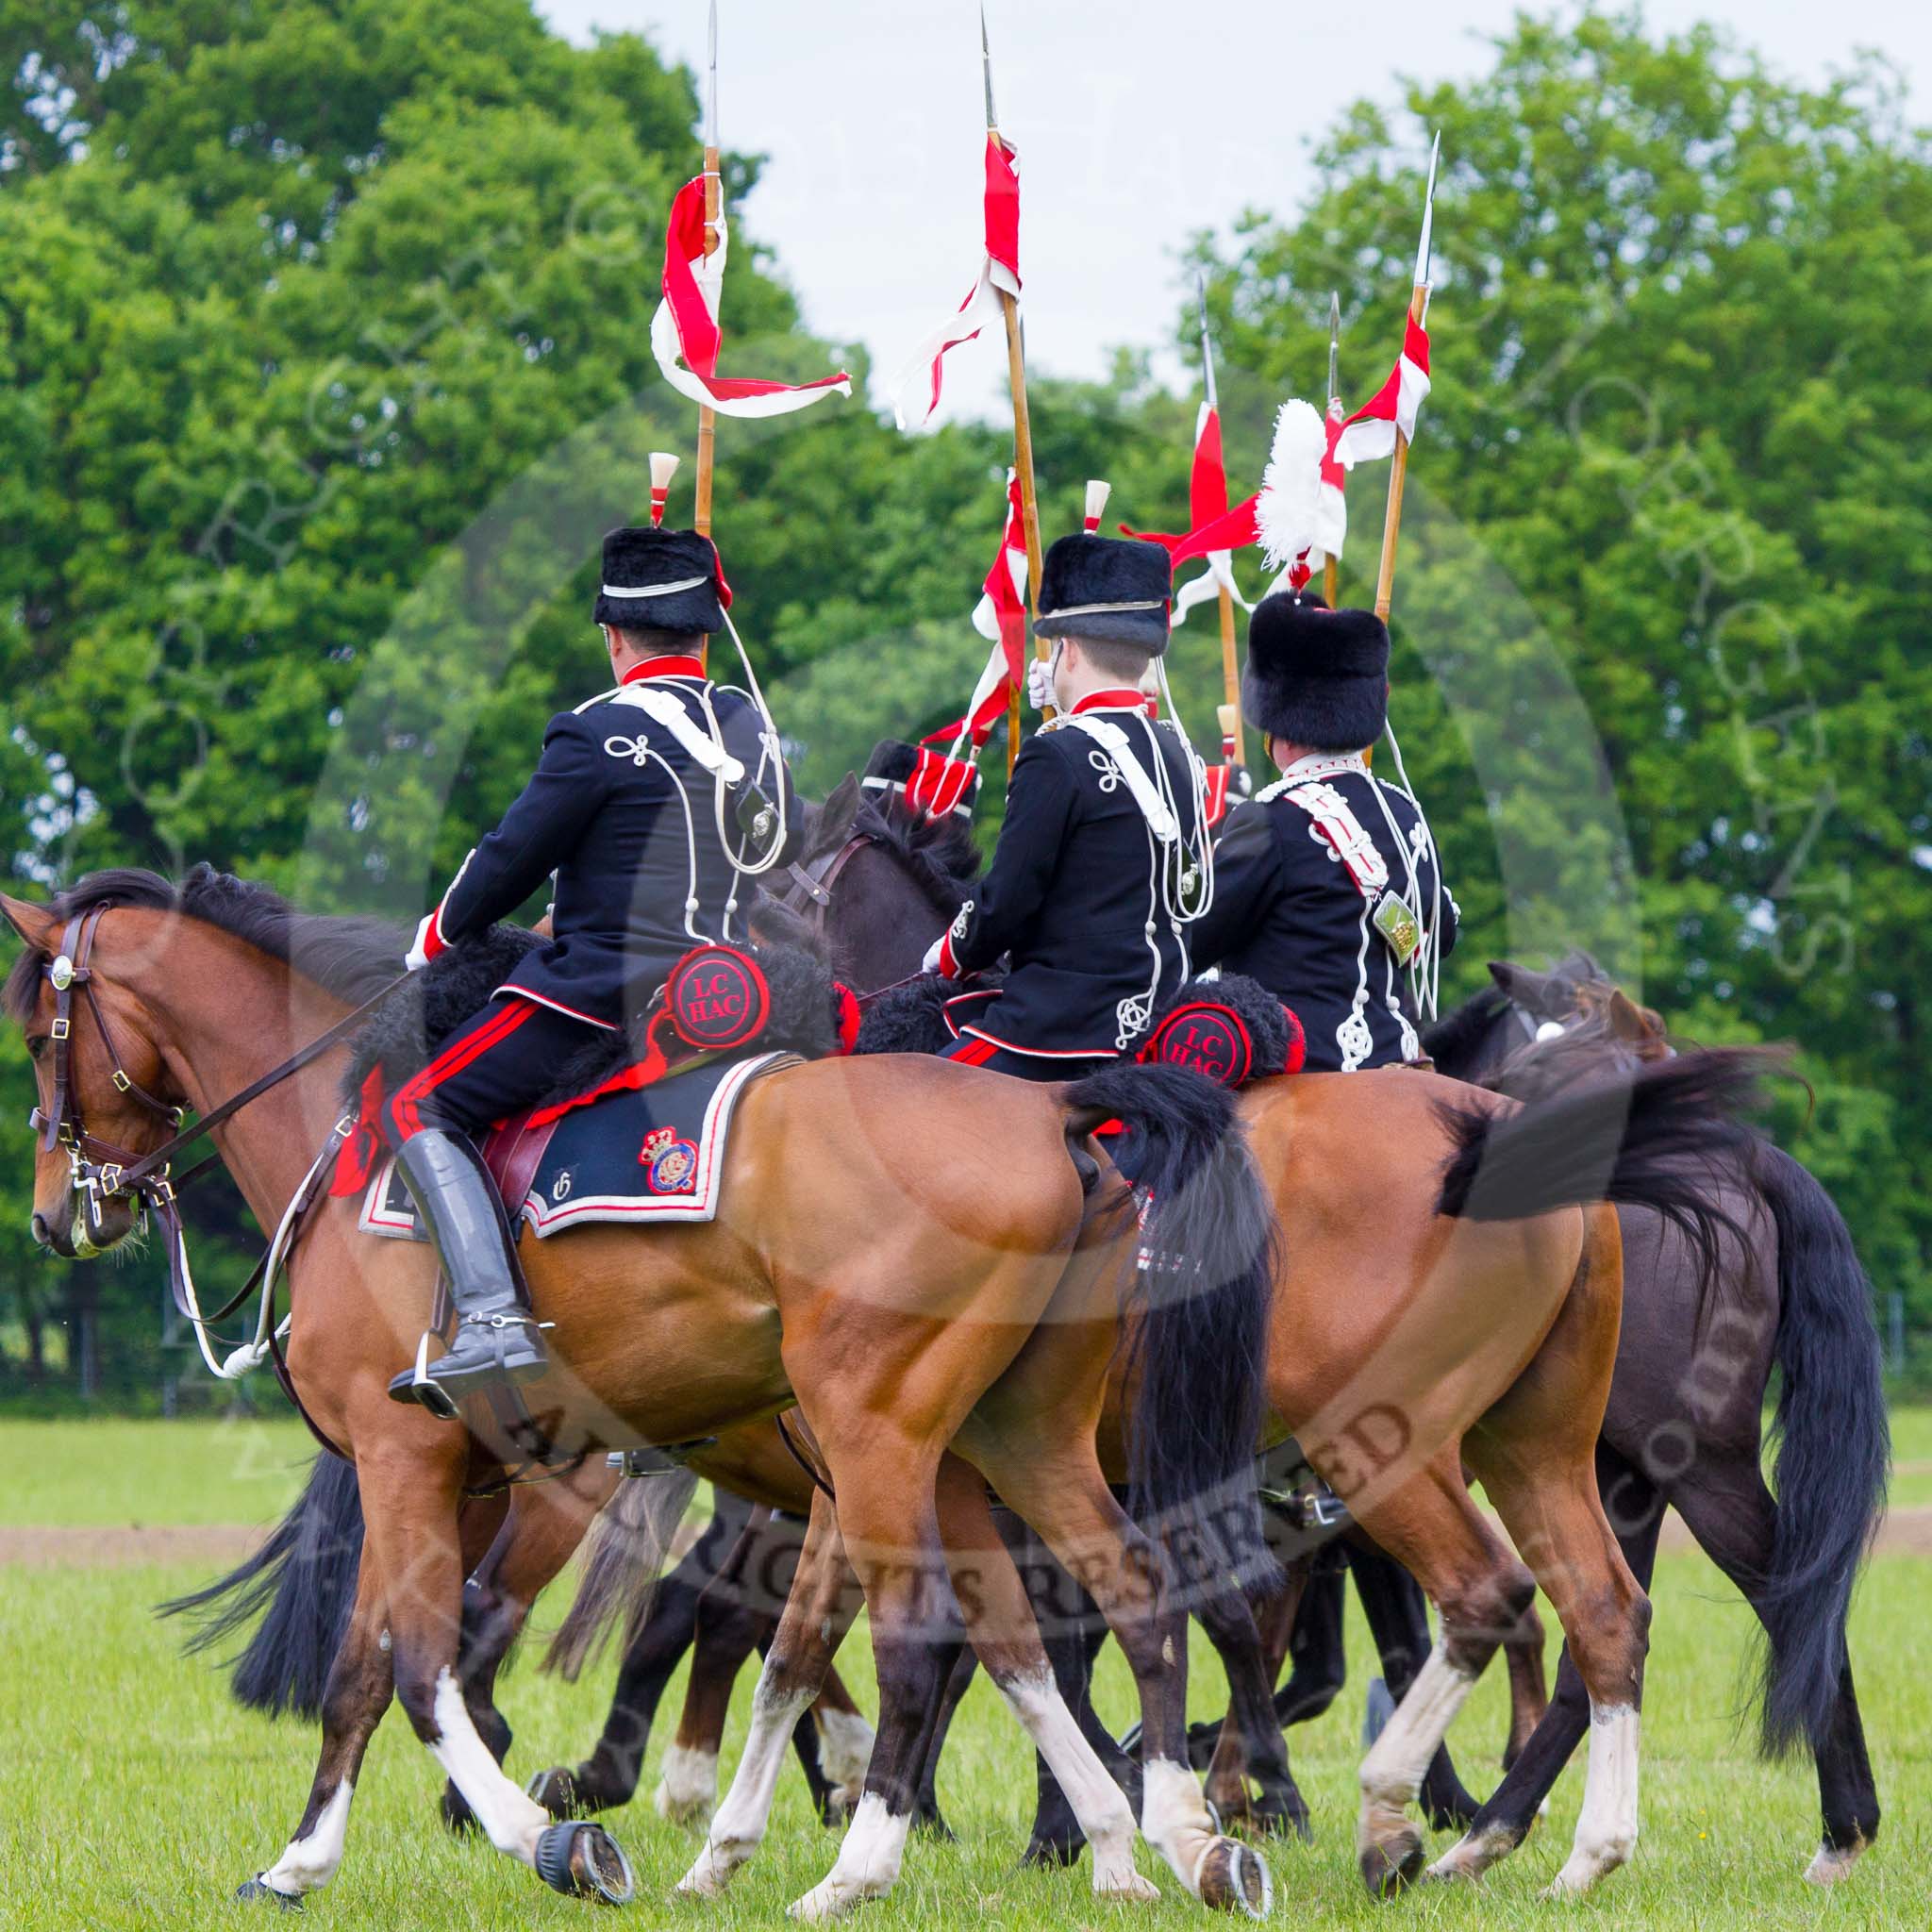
[1,4,1925,1399]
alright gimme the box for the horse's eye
[25,1036,47,1062]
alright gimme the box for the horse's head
[1481,954,1670,1101]
[2,894,184,1257]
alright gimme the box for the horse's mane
[3,863,407,1019]
[1421,983,1509,1068]
[851,799,983,920]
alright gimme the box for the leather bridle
[25,901,407,1276]
[775,832,935,1011]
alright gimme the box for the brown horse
[2,867,1284,1918]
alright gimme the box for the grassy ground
[1,1423,1926,1929]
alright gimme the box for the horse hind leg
[676,1489,862,1899]
[1339,1455,1537,1898]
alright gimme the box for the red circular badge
[665,945,771,1052]
[1141,1002,1255,1089]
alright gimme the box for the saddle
[333,934,858,1227]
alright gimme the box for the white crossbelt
[610,682,745,783]
[1064,714,1179,842]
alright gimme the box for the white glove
[1026,654,1055,714]
[405,912,438,973]
[921,934,945,976]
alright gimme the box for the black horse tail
[1062,1063,1275,1558]
[1752,1143,1889,1758]
[157,1450,364,1720]
[1434,1050,1772,1274]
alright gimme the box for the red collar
[620,655,707,685]
[1070,687,1149,715]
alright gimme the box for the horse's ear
[816,774,862,851]
[1488,960,1552,1011]
[0,895,57,951]
[1605,989,1666,1047]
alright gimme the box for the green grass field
[1,1421,1926,1929]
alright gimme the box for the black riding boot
[385,1128,549,1419]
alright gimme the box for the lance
[984,6,1048,774]
[694,0,722,540]
[1372,131,1438,623]
[1198,277,1245,777]
[1324,291,1342,609]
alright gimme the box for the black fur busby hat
[1033,534,1172,658]
[1242,591,1390,752]
[594,526,726,635]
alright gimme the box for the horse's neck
[142,932,353,1233]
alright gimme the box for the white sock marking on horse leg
[1805,1840,1865,1885]
[813,1706,875,1808]
[427,1669,548,1865]
[260,1781,355,1894]
[655,1742,720,1828]
[677,1664,814,1896]
[1142,1757,1219,1899]
[1000,1668,1156,1900]
[1544,1703,1640,1897]
[787,1792,912,1920]
[1426,1819,1522,1884]
[1357,1642,1474,1857]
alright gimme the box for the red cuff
[938,929,961,980]
[422,905,450,960]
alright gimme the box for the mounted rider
[1190,591,1454,1070]
[923,531,1211,1078]
[385,508,794,1416]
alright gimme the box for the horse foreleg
[445,1474,601,1831]
[811,1665,878,1824]
[1500,1600,1550,1770]
[364,1440,635,1905]
[239,1543,391,1904]
[677,1489,861,1898]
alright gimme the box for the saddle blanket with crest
[358,1050,796,1240]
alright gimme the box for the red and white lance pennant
[1122,402,1257,626]
[652,175,853,418]
[1331,309,1431,468]
[946,467,1028,747]
[891,135,1023,429]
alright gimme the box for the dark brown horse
[3,867,1284,1917]
[1415,957,1888,1884]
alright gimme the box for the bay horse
[3,866,1286,1917]
[413,793,1772,1900]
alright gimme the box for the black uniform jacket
[939,693,1208,1058]
[430,658,795,1029]
[1189,753,1456,1073]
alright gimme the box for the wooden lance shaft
[1372,282,1426,623]
[1324,397,1343,609]
[1216,575,1243,773]
[1000,282,1046,776]
[694,148,723,541]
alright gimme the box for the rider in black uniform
[385,521,793,1416]
[1189,592,1455,1071]
[924,532,1210,1079]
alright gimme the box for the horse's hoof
[1023,1833,1087,1869]
[1252,1798,1312,1844]
[913,1805,956,1842]
[1196,1837,1273,1917]
[1805,1841,1865,1885]
[535,1822,636,1906]
[235,1876,303,1910]
[1358,1827,1425,1899]
[441,1785,478,1835]
[526,1765,584,1819]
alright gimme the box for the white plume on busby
[1255,398,1347,581]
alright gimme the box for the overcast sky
[537,1,1925,422]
